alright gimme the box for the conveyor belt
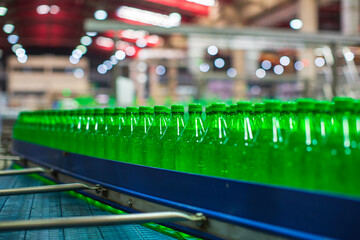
[0,174,188,240]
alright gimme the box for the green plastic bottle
[13,112,24,141]
[225,101,255,181]
[59,110,72,151]
[143,106,168,168]
[79,109,95,155]
[106,107,125,160]
[128,106,153,165]
[87,108,104,157]
[252,102,265,133]
[99,108,114,159]
[66,110,78,153]
[72,109,85,153]
[200,103,229,177]
[49,110,60,148]
[280,102,296,130]
[314,101,333,141]
[255,100,284,185]
[116,107,138,162]
[323,97,358,195]
[160,105,185,170]
[284,99,319,189]
[204,105,213,130]
[176,104,205,173]
[227,104,237,129]
[91,108,106,158]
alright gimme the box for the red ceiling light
[145,0,211,15]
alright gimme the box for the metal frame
[0,167,45,176]
[85,19,360,46]
[0,183,96,196]
[12,140,360,240]
[0,211,205,231]
[0,155,21,161]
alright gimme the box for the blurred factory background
[0,0,358,113]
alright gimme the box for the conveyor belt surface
[0,174,186,240]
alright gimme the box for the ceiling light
[0,7,8,16]
[74,68,84,78]
[37,5,50,15]
[110,55,119,65]
[86,32,97,37]
[72,49,83,59]
[261,60,272,70]
[214,58,225,68]
[199,63,210,72]
[3,24,14,34]
[11,44,22,52]
[116,6,181,28]
[256,68,266,78]
[279,56,290,66]
[344,51,355,62]
[104,60,113,70]
[156,65,166,75]
[80,36,92,46]
[115,50,126,60]
[94,10,107,20]
[50,5,60,14]
[97,64,107,74]
[314,57,325,67]
[69,55,79,64]
[17,55,28,64]
[186,0,216,6]
[76,45,87,54]
[290,19,303,30]
[226,68,237,78]
[125,46,136,56]
[274,65,284,75]
[294,61,304,71]
[136,38,147,48]
[15,48,26,57]
[137,73,147,83]
[207,45,218,56]
[95,36,114,48]
[136,62,147,72]
[8,34,19,44]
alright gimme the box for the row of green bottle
[13,97,360,196]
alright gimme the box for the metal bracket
[0,211,206,231]
[0,183,98,196]
[94,184,108,197]
[0,167,45,176]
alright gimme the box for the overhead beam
[85,19,360,45]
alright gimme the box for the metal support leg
[0,212,206,231]
[0,183,96,196]
[0,167,45,176]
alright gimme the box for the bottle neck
[314,111,332,139]
[152,113,168,134]
[295,111,316,145]
[205,111,228,139]
[136,113,152,133]
[234,111,254,141]
[94,115,105,131]
[124,113,138,134]
[258,110,283,143]
[166,112,185,136]
[331,111,356,147]
[185,112,205,138]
